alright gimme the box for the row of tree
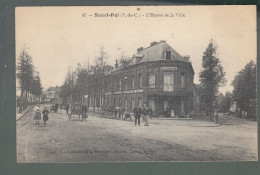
[199,39,256,121]
[59,47,114,106]
[16,47,43,112]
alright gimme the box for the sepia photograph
[15,6,257,163]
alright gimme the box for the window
[106,98,110,106]
[90,98,92,106]
[119,79,121,90]
[166,51,171,60]
[131,97,134,110]
[96,97,100,107]
[107,82,110,92]
[113,81,116,92]
[114,98,116,106]
[101,97,104,106]
[125,97,128,109]
[181,72,185,88]
[125,78,128,90]
[138,97,142,108]
[119,98,122,107]
[138,74,142,89]
[131,76,135,89]
[164,72,174,91]
[149,73,155,88]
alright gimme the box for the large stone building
[86,41,198,117]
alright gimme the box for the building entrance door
[148,97,155,112]
[164,100,168,111]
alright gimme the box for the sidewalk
[16,107,33,121]
[88,112,220,127]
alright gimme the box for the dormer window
[166,51,172,60]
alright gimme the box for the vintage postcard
[15,6,257,163]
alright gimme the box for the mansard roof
[118,41,189,69]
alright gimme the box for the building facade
[87,41,197,117]
[45,86,62,104]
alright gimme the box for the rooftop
[114,41,190,71]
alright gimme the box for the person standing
[42,107,49,125]
[34,105,41,125]
[133,106,142,126]
[65,104,69,114]
[149,106,153,120]
[166,105,171,118]
[143,104,149,126]
[81,104,88,121]
[119,107,125,120]
[55,103,59,113]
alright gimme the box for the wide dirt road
[17,106,257,162]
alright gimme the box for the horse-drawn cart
[100,106,114,118]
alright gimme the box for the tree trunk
[25,91,28,109]
[216,108,219,124]
[19,90,24,112]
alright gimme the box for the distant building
[45,86,62,104]
[86,41,198,117]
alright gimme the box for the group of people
[65,103,88,121]
[33,105,50,125]
[113,106,126,120]
[34,103,153,126]
[34,103,89,124]
[166,105,174,118]
[133,104,152,126]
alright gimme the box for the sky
[15,6,256,94]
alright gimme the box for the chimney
[183,55,190,62]
[137,47,143,53]
[115,60,118,69]
[150,41,158,46]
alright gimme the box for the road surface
[17,106,257,162]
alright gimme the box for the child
[42,107,49,125]
[34,105,41,125]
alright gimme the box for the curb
[154,118,194,120]
[191,124,221,127]
[16,107,33,121]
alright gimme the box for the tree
[232,60,256,117]
[59,67,77,103]
[30,73,43,102]
[17,47,34,111]
[199,40,226,121]
[60,47,114,112]
[218,92,233,113]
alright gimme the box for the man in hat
[133,105,142,126]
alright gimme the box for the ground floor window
[124,97,127,109]
[164,100,168,111]
[106,98,110,106]
[119,98,122,107]
[114,98,116,106]
[131,97,134,110]
[138,97,142,108]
